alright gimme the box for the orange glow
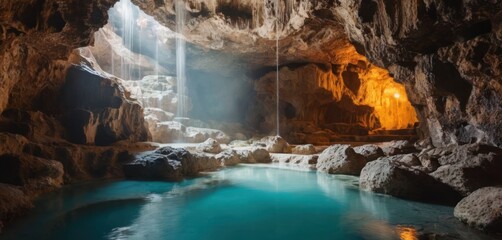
[396,226,418,240]
[357,66,418,130]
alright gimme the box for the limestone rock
[215,149,240,167]
[196,138,222,154]
[123,146,222,180]
[429,144,502,196]
[185,127,230,144]
[380,140,417,156]
[316,145,367,176]
[122,152,183,180]
[454,187,502,232]
[185,152,221,175]
[62,61,150,146]
[271,154,318,170]
[262,136,289,153]
[235,147,271,164]
[291,144,317,155]
[0,184,32,232]
[354,144,384,162]
[360,158,461,205]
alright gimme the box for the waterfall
[275,0,280,136]
[175,0,187,118]
[118,0,135,80]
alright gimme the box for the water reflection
[396,226,418,240]
[1,166,498,240]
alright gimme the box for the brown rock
[454,187,502,232]
[429,144,502,196]
[360,157,462,205]
[196,138,222,154]
[291,144,317,155]
[353,144,384,162]
[316,144,366,175]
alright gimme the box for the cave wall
[334,0,502,147]
[0,0,154,228]
[128,0,502,147]
[248,54,417,142]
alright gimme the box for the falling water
[118,0,135,80]
[175,0,187,118]
[275,0,280,136]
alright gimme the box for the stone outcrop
[123,146,221,180]
[426,144,502,196]
[291,144,317,155]
[271,154,318,170]
[360,156,462,205]
[353,144,384,162]
[380,140,418,156]
[196,138,222,154]
[454,187,502,232]
[316,144,367,175]
[62,53,150,146]
[261,135,290,153]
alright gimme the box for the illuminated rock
[196,138,222,154]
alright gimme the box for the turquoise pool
[1,165,495,240]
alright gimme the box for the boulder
[215,149,240,167]
[0,154,64,190]
[394,154,421,168]
[291,144,317,155]
[196,138,222,154]
[235,147,271,163]
[360,157,462,205]
[316,145,367,175]
[429,144,502,196]
[262,136,289,153]
[380,140,417,156]
[122,152,183,180]
[271,154,318,169]
[454,187,502,232]
[0,184,32,232]
[354,144,385,162]
[185,127,230,144]
[123,146,223,180]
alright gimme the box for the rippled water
[1,165,495,240]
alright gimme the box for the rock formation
[454,186,502,232]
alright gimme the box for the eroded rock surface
[360,156,462,205]
[354,144,384,162]
[454,187,502,232]
[427,144,502,196]
[316,144,366,176]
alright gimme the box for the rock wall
[129,0,502,147]
[248,56,417,138]
[0,0,153,230]
[333,0,502,147]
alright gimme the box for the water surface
[1,165,495,240]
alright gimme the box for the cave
[1,0,502,239]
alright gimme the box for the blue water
[1,165,495,240]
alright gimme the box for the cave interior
[0,0,501,239]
